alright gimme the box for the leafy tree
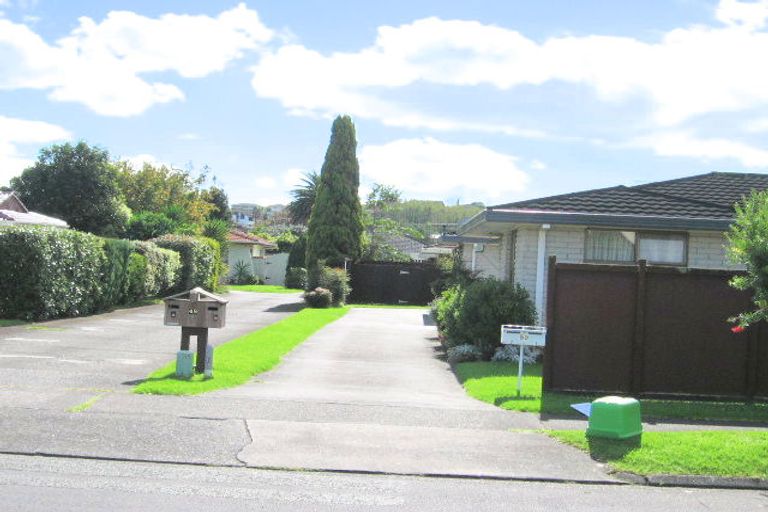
[287,233,307,269]
[366,183,402,210]
[11,142,129,236]
[202,218,230,251]
[728,190,768,327]
[287,170,319,224]
[126,211,177,240]
[203,186,231,221]
[306,116,363,267]
[115,161,214,225]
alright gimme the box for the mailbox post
[163,287,228,376]
[500,324,547,396]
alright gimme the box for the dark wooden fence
[543,256,768,400]
[348,262,441,305]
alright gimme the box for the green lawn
[133,307,349,395]
[548,430,768,479]
[455,361,768,422]
[0,319,26,327]
[227,284,303,293]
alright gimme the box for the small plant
[447,344,482,363]
[304,287,333,308]
[308,262,351,306]
[285,266,308,289]
[231,260,256,285]
[491,345,542,364]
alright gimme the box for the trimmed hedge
[153,234,219,292]
[0,226,183,321]
[0,226,105,320]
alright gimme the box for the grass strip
[455,361,768,422]
[547,430,768,479]
[133,307,349,395]
[0,319,26,327]
[68,394,105,413]
[227,285,303,294]
[349,303,429,309]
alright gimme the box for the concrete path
[216,308,613,481]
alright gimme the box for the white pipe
[471,243,477,272]
[534,224,550,324]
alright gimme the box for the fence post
[630,260,647,394]
[542,255,557,392]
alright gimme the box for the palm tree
[287,170,319,224]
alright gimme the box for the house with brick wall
[448,172,768,323]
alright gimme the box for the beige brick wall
[688,232,743,270]
[461,242,505,279]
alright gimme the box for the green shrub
[304,287,332,308]
[126,211,176,240]
[0,226,105,320]
[134,241,181,296]
[201,236,224,289]
[285,267,308,290]
[153,234,218,292]
[126,252,148,300]
[434,278,536,359]
[100,238,135,307]
[308,264,350,306]
[287,234,306,269]
[230,260,256,285]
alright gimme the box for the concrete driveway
[0,299,612,482]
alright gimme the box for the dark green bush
[100,238,135,307]
[287,233,306,269]
[0,226,105,320]
[126,211,176,240]
[434,278,536,359]
[285,267,308,290]
[134,241,181,296]
[320,267,351,306]
[153,234,218,292]
[304,287,332,308]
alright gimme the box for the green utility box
[586,396,642,440]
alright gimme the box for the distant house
[449,172,768,322]
[227,230,289,285]
[0,191,68,228]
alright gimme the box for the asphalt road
[1,454,766,512]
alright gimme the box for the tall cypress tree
[306,115,363,268]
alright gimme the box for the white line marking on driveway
[3,337,60,343]
[60,359,90,364]
[106,359,148,365]
[107,319,132,323]
[80,327,104,332]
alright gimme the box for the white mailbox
[500,325,547,347]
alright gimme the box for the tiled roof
[492,172,768,220]
[227,230,277,247]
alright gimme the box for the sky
[3,0,768,207]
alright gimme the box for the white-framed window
[251,245,264,258]
[585,229,687,266]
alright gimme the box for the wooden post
[542,255,557,392]
[195,328,209,374]
[630,260,647,394]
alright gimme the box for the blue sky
[2,0,768,206]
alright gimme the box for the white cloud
[250,1,768,130]
[631,131,768,167]
[0,3,273,116]
[530,159,547,170]
[744,117,768,132]
[282,167,307,188]
[0,115,71,184]
[253,176,277,189]
[177,132,201,140]
[122,153,171,169]
[358,137,529,202]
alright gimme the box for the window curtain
[585,230,635,262]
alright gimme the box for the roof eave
[479,209,732,232]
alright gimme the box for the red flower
[731,325,745,334]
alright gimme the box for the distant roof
[0,191,28,213]
[462,172,768,233]
[0,209,68,228]
[227,230,277,247]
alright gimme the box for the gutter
[460,208,732,233]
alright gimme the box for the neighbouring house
[227,230,288,284]
[449,172,768,323]
[0,191,68,228]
